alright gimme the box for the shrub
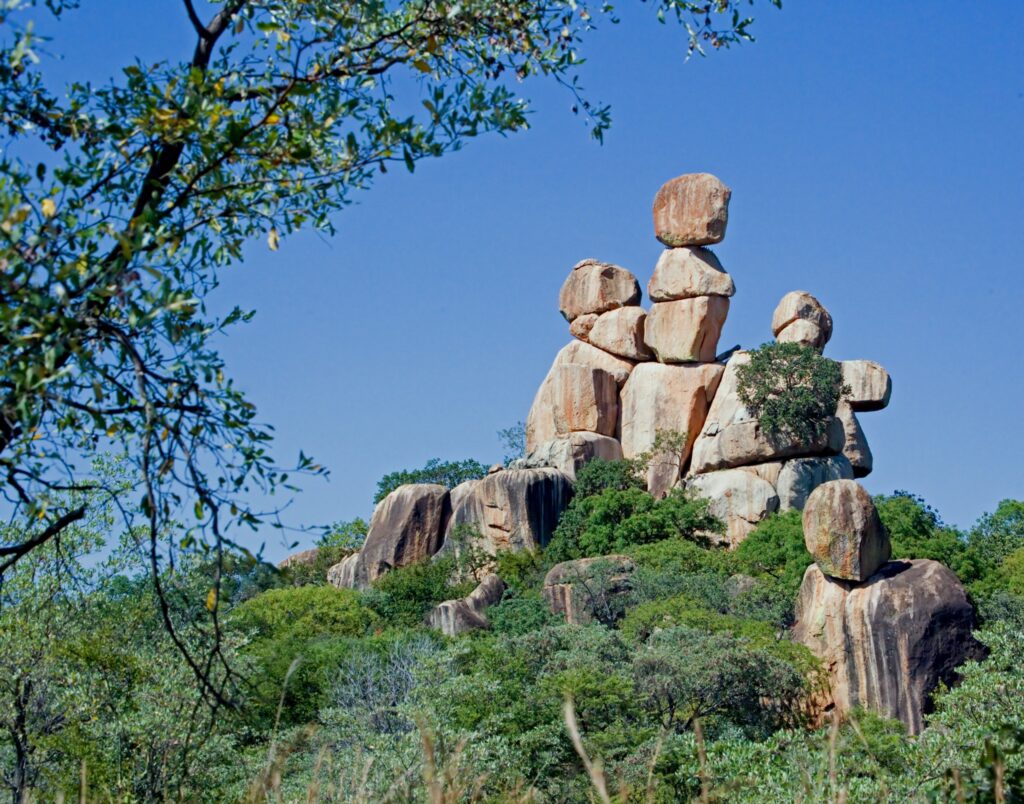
[488,594,558,636]
[734,510,809,596]
[735,342,846,444]
[968,499,1024,567]
[362,556,474,628]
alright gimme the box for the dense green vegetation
[3,460,1023,800]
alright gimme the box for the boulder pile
[520,172,892,546]
[792,479,981,734]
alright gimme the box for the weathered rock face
[648,247,735,301]
[802,480,890,581]
[559,260,641,322]
[689,352,844,475]
[836,401,873,477]
[686,469,779,547]
[652,173,731,247]
[513,431,623,481]
[771,291,833,344]
[619,362,725,497]
[842,360,892,412]
[776,456,855,511]
[792,560,983,735]
[329,484,451,590]
[542,555,636,625]
[644,296,730,364]
[427,574,506,636]
[526,341,635,451]
[549,364,619,436]
[569,312,599,343]
[587,307,653,361]
[442,468,572,558]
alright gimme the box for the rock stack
[521,172,892,546]
[792,479,981,734]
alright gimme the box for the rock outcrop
[542,555,636,625]
[441,468,572,559]
[427,574,506,636]
[792,560,982,734]
[328,484,451,590]
[803,480,890,582]
[652,173,731,247]
[519,172,891,548]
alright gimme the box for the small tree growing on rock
[736,343,847,444]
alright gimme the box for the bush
[733,510,809,596]
[735,342,846,444]
[488,594,558,636]
[968,499,1024,567]
[362,556,474,628]
[547,487,721,562]
[374,457,488,503]
[572,458,646,499]
[231,586,379,726]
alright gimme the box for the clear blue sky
[38,2,1024,555]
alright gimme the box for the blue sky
[38,2,1024,554]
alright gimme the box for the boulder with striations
[440,468,572,560]
[328,484,451,590]
[771,291,833,352]
[842,360,892,412]
[792,560,983,734]
[686,468,779,547]
[549,364,619,437]
[775,455,855,511]
[587,307,653,361]
[513,431,623,481]
[836,401,873,477]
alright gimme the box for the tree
[735,342,847,444]
[969,499,1024,567]
[374,458,488,503]
[0,0,780,689]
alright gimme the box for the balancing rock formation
[792,479,981,734]
[520,171,892,545]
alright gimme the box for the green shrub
[362,556,474,628]
[733,510,809,596]
[572,457,646,499]
[735,342,846,444]
[488,594,558,636]
[494,548,546,593]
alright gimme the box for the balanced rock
[559,260,641,322]
[644,296,729,363]
[542,555,635,625]
[776,455,855,511]
[549,364,618,436]
[526,341,635,451]
[776,318,829,351]
[792,560,982,734]
[513,431,622,481]
[652,173,731,247]
[328,484,450,590]
[648,247,735,301]
[569,312,599,343]
[686,469,779,547]
[802,479,890,581]
[841,360,892,411]
[771,291,833,339]
[427,574,506,636]
[690,352,844,475]
[620,362,725,496]
[587,307,653,361]
[441,468,572,559]
[836,401,873,477]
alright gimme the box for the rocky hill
[326,173,980,735]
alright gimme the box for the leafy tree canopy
[735,342,846,444]
[374,457,487,503]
